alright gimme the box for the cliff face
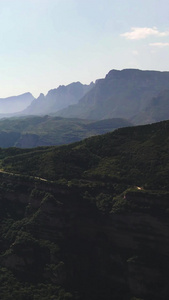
[0,173,169,300]
[132,89,169,125]
[56,69,169,121]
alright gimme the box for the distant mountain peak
[37,93,45,99]
[0,93,34,114]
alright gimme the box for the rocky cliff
[56,69,169,122]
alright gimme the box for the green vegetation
[2,119,169,191]
[0,120,169,299]
[0,115,132,148]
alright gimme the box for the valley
[0,69,169,299]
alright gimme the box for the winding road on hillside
[0,168,48,182]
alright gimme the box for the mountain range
[0,68,169,148]
[0,69,169,126]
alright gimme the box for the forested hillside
[0,120,169,299]
[0,115,132,148]
[2,119,169,189]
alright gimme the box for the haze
[0,0,169,98]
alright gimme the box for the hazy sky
[0,0,169,98]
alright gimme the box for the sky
[0,0,169,98]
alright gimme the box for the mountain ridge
[23,81,94,115]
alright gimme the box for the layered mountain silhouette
[1,69,169,127]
